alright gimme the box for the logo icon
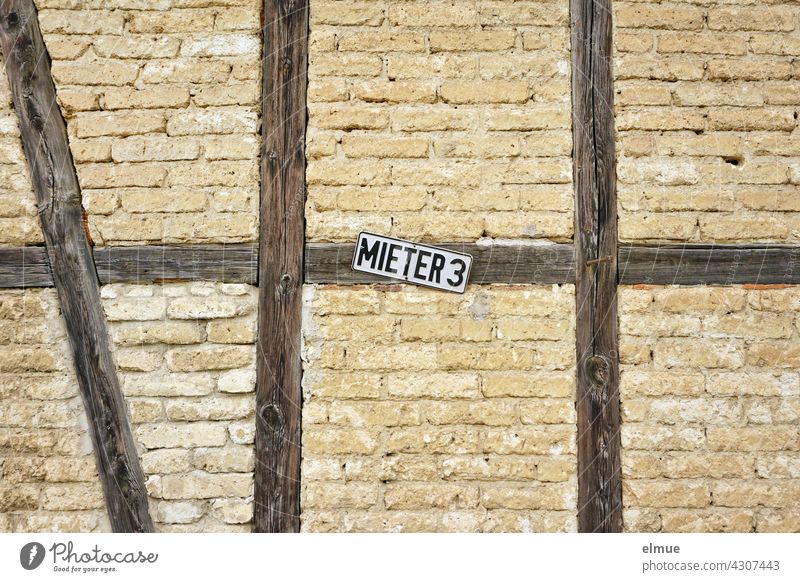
[20,542,46,570]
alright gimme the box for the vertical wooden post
[254,0,308,533]
[0,0,153,532]
[571,0,623,532]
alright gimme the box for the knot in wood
[7,12,19,28]
[279,272,293,294]
[259,404,285,447]
[585,355,610,397]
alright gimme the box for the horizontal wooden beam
[620,245,800,286]
[0,246,52,288]
[94,244,258,285]
[3,243,800,287]
[305,242,577,285]
[0,245,258,287]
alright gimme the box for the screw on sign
[351,232,473,294]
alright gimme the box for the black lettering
[377,240,388,270]
[402,247,418,277]
[429,253,445,283]
[386,244,401,274]
[356,237,381,269]
[446,258,467,288]
[414,250,431,280]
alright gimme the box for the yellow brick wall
[0,289,109,532]
[614,1,800,242]
[306,1,573,242]
[300,285,577,532]
[0,0,261,247]
[103,282,256,532]
[619,285,800,532]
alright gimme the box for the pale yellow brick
[430,30,517,53]
[483,426,575,455]
[308,79,349,103]
[625,480,711,509]
[708,427,799,452]
[56,88,101,113]
[80,165,167,189]
[341,136,428,159]
[309,53,383,77]
[615,32,654,53]
[129,10,216,34]
[142,59,231,84]
[478,1,568,27]
[103,87,191,110]
[616,4,705,30]
[52,61,139,86]
[615,56,705,81]
[302,370,382,400]
[161,472,252,500]
[481,482,575,510]
[484,105,570,131]
[167,109,257,136]
[352,80,437,104]
[385,483,479,510]
[136,423,228,449]
[328,402,420,427]
[708,8,796,32]
[392,106,477,131]
[39,10,124,34]
[310,105,390,130]
[122,373,215,398]
[389,3,476,27]
[339,32,425,52]
[207,317,256,344]
[111,321,205,346]
[165,396,252,422]
[657,32,747,55]
[215,7,260,30]
[73,111,165,138]
[660,509,754,533]
[193,84,258,107]
[386,54,477,79]
[708,59,793,81]
[303,427,379,454]
[93,36,180,59]
[166,345,253,372]
[440,81,529,104]
[621,425,705,451]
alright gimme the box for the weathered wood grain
[0,246,52,287]
[0,0,153,532]
[571,0,623,533]
[94,244,258,285]
[620,245,800,285]
[253,0,308,533]
[306,242,576,285]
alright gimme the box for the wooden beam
[306,242,576,285]
[571,0,623,532]
[253,0,308,533]
[94,244,258,285]
[0,246,52,288]
[4,243,800,288]
[0,0,153,532]
[620,245,800,285]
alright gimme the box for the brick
[430,31,516,52]
[616,4,705,30]
[440,81,529,104]
[52,62,139,86]
[136,423,228,449]
[166,345,253,372]
[161,472,252,499]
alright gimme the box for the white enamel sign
[351,232,473,293]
